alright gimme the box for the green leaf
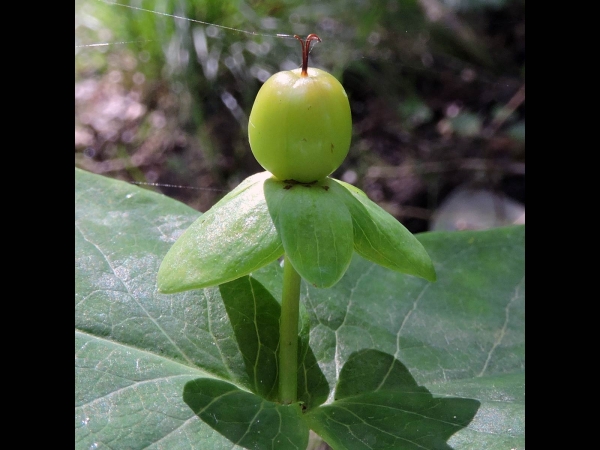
[330,180,436,281]
[297,301,331,411]
[183,379,309,450]
[157,171,283,293]
[218,276,280,401]
[304,349,480,449]
[264,178,354,288]
[76,168,265,448]
[428,373,524,450]
[76,169,524,449]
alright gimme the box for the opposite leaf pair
[157,171,435,293]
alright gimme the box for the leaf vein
[477,277,524,377]
[75,223,195,366]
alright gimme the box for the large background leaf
[75,169,524,449]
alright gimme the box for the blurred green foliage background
[75,0,524,233]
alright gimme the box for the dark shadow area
[306,349,481,450]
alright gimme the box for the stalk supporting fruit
[279,254,302,404]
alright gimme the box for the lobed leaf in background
[76,168,524,449]
[304,349,481,450]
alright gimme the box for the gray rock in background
[430,186,525,231]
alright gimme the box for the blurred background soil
[75,0,524,233]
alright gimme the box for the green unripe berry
[248,35,352,183]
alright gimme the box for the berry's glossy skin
[248,67,352,183]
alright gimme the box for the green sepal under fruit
[330,180,437,282]
[263,177,354,288]
[157,172,283,293]
[157,172,435,293]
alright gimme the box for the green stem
[279,254,301,404]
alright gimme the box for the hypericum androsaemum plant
[157,34,436,405]
[76,33,524,450]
